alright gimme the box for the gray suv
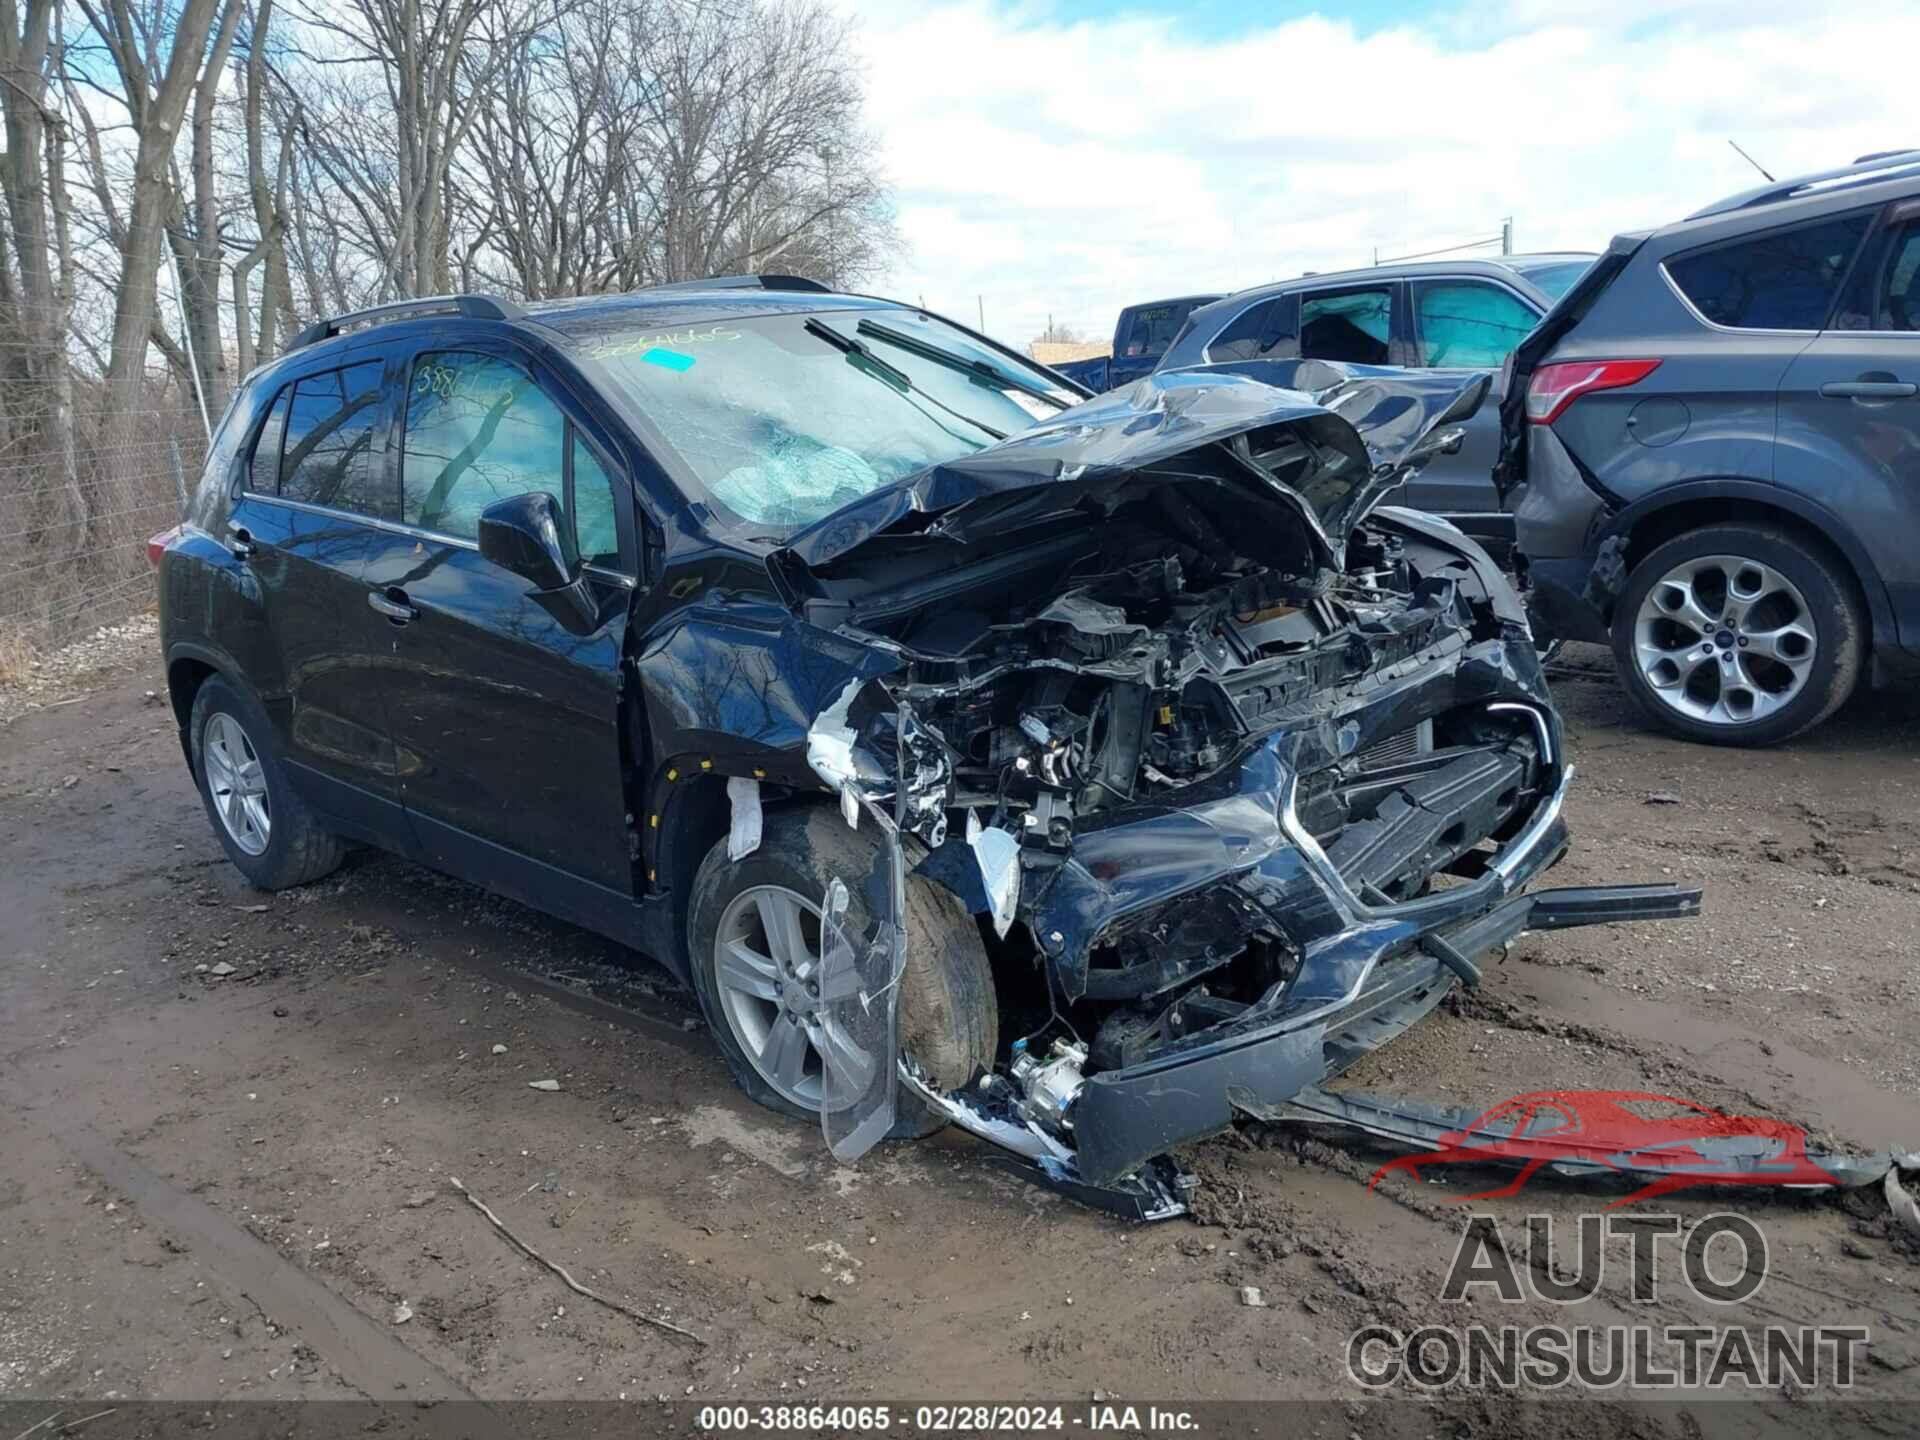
[1500,151,1920,746]
[1159,253,1594,551]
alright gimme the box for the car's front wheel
[1611,523,1863,746]
[189,676,346,889]
[686,804,998,1137]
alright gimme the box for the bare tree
[0,0,82,544]
[76,0,238,405]
[292,0,546,299]
[455,0,896,298]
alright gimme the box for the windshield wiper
[856,319,1071,409]
[803,318,1007,441]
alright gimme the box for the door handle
[1820,379,1917,399]
[368,588,417,624]
[227,523,255,559]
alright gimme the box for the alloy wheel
[1631,554,1816,727]
[712,884,875,1109]
[204,712,271,855]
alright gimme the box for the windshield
[1510,260,1593,303]
[573,308,1076,533]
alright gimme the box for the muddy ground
[1,640,1917,1435]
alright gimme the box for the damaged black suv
[157,278,1698,1216]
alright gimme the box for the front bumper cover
[1071,876,1700,1186]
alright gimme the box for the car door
[358,337,638,892]
[1776,198,1920,647]
[1404,278,1542,522]
[223,354,409,836]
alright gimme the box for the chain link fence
[0,364,208,680]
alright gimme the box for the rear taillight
[147,524,182,569]
[1525,359,1661,426]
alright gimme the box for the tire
[189,675,346,889]
[686,803,998,1138]
[1611,523,1863,747]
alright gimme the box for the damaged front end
[779,364,1701,1215]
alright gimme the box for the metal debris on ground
[528,1079,561,1092]
[1238,1085,1909,1198]
[1885,1158,1920,1241]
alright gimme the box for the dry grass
[0,622,33,686]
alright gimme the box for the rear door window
[1411,281,1539,368]
[1666,213,1873,330]
[279,362,389,516]
[1300,287,1392,364]
[1874,222,1920,330]
[248,388,290,495]
[1207,295,1297,361]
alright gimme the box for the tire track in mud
[0,1092,475,1400]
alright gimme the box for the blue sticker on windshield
[642,348,695,372]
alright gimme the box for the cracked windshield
[574,308,1075,531]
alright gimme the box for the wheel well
[1618,497,1872,643]
[167,657,216,734]
[651,774,831,972]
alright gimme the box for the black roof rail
[1688,149,1920,220]
[287,294,529,351]
[640,273,831,294]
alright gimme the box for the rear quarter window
[1666,212,1873,330]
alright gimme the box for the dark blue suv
[1502,151,1920,746]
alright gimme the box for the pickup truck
[1051,293,1223,392]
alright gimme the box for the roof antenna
[1728,139,1774,182]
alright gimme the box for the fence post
[169,436,189,519]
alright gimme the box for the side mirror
[1434,372,1492,429]
[1396,373,1492,470]
[478,492,579,592]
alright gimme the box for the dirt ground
[2,637,1917,1434]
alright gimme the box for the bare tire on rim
[687,803,998,1137]
[1611,523,1863,747]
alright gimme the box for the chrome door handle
[1820,380,1916,399]
[368,589,417,624]
[227,523,255,559]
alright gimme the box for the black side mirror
[478,492,579,591]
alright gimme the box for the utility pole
[978,295,985,332]
[1501,217,1513,256]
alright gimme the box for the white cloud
[846,0,1920,346]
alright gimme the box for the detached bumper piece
[1240,1086,1899,1197]
[1069,881,1702,1191]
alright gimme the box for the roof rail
[287,294,529,351]
[640,273,831,294]
[1688,149,1920,220]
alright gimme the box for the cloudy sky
[844,0,1920,346]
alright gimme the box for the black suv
[157,279,1694,1214]
[1502,151,1920,746]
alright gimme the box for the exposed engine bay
[773,363,1701,1216]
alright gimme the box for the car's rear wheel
[687,804,997,1137]
[189,676,346,889]
[1611,524,1862,746]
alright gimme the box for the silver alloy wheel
[712,884,875,1109]
[1632,554,1816,727]
[204,711,271,855]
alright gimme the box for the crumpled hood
[775,362,1486,572]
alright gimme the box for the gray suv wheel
[1611,523,1863,747]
